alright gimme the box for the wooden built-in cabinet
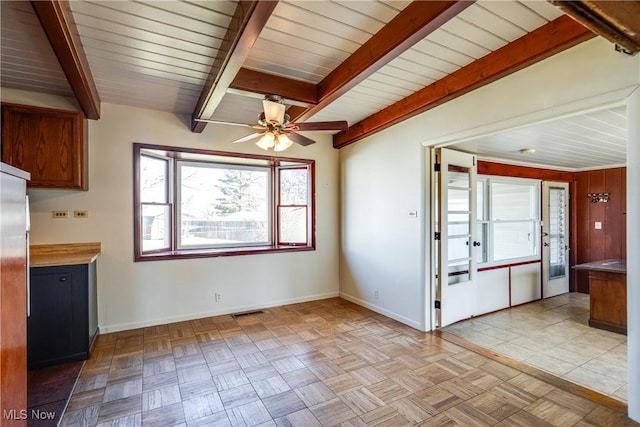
[574,260,627,335]
[1,163,29,427]
[1,103,87,190]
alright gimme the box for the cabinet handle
[59,276,68,282]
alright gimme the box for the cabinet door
[27,271,75,367]
[1,104,87,190]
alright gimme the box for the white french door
[542,181,570,298]
[435,148,478,327]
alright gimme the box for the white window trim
[477,175,541,268]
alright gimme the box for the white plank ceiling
[68,0,236,114]
[0,1,73,96]
[0,0,630,171]
[452,106,628,170]
[310,0,564,125]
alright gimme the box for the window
[477,176,540,266]
[134,143,314,261]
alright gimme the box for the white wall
[2,88,340,333]
[339,128,426,330]
[339,38,640,334]
[626,86,640,421]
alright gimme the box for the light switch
[408,210,418,218]
[594,221,602,230]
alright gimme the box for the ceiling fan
[196,95,348,152]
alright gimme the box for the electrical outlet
[374,289,379,299]
[215,293,221,302]
[52,211,69,218]
[74,210,89,218]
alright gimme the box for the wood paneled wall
[477,161,574,181]
[572,167,627,293]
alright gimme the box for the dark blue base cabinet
[28,262,98,369]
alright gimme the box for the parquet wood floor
[442,293,627,402]
[27,360,84,426]
[60,298,639,426]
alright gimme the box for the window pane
[279,207,307,243]
[477,180,486,221]
[179,164,269,247]
[142,204,170,252]
[477,222,488,264]
[448,236,470,263]
[448,169,469,187]
[491,182,537,220]
[449,222,469,236]
[493,222,537,261]
[140,155,168,203]
[280,168,308,205]
[447,165,471,285]
[448,189,469,211]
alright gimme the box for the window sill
[135,245,315,262]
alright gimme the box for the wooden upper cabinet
[1,103,88,190]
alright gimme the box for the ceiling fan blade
[232,132,263,144]
[194,118,253,128]
[293,121,348,131]
[288,132,316,146]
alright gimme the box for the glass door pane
[447,166,471,285]
[548,186,567,279]
[435,147,477,328]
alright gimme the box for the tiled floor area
[443,293,628,402]
[61,297,638,426]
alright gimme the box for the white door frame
[435,147,478,327]
[542,181,570,298]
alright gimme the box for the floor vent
[231,310,264,319]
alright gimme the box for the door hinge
[434,300,441,309]
[434,163,441,172]
[434,232,441,240]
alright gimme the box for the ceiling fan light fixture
[263,98,286,124]
[274,133,294,152]
[256,131,276,150]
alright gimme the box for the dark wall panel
[574,167,627,293]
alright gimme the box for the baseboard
[339,292,424,331]
[99,291,340,333]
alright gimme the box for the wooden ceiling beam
[333,15,596,149]
[30,0,101,119]
[230,68,317,106]
[191,1,278,133]
[550,1,640,55]
[292,1,474,123]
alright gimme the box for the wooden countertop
[573,259,626,274]
[30,242,101,267]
